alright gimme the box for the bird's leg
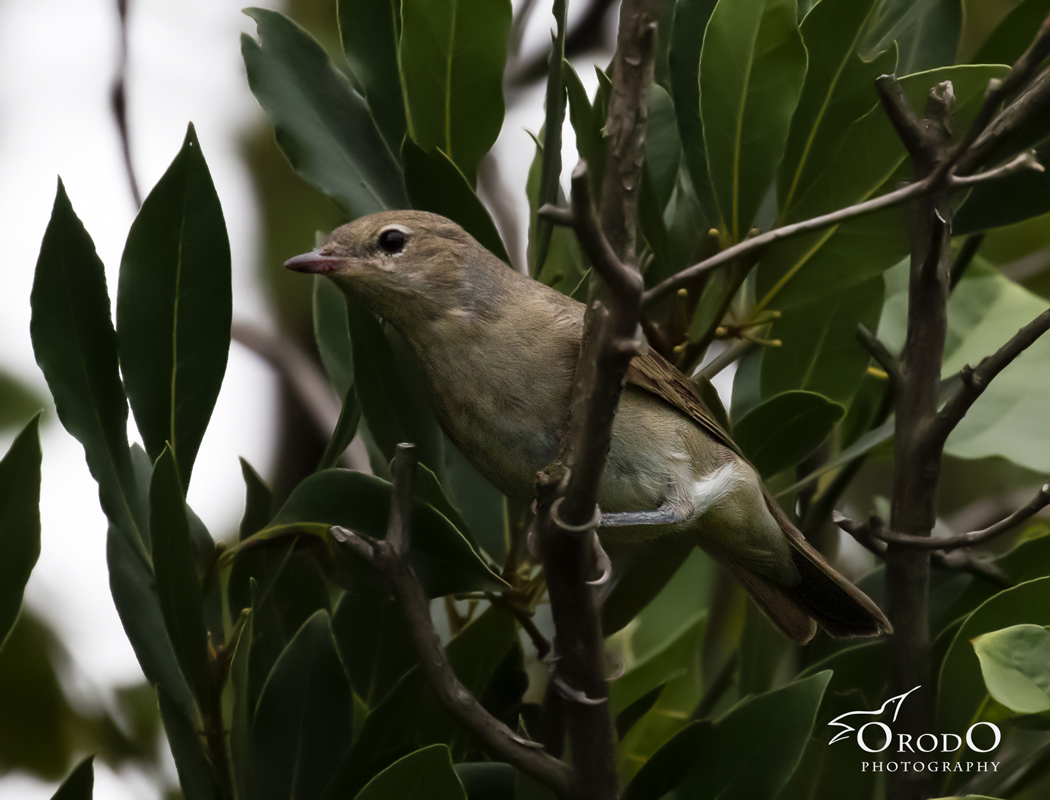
[599,463,745,528]
[600,501,685,527]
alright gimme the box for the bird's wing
[625,347,747,461]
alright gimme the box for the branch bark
[332,445,573,797]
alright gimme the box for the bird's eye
[378,228,407,255]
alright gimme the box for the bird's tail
[726,493,892,644]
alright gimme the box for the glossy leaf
[776,0,897,222]
[244,469,504,595]
[954,138,1050,234]
[526,135,586,294]
[30,180,147,550]
[700,0,807,242]
[0,416,41,649]
[973,0,1050,66]
[623,721,712,800]
[51,756,94,800]
[117,124,230,486]
[669,0,719,226]
[354,745,466,800]
[253,610,354,800]
[314,276,355,399]
[238,458,274,541]
[973,624,1050,714]
[734,391,845,478]
[938,578,1050,740]
[338,0,407,154]
[242,8,407,217]
[869,0,961,75]
[150,448,212,710]
[158,688,222,800]
[761,277,885,404]
[674,671,832,800]
[399,0,511,184]
[332,592,416,706]
[403,139,510,264]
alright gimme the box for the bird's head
[285,210,508,331]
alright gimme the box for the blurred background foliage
[2,0,1050,798]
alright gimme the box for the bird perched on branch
[286,211,890,643]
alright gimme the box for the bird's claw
[586,532,612,587]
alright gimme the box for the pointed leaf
[252,610,354,800]
[0,371,47,434]
[30,181,146,551]
[402,139,510,263]
[116,124,230,485]
[700,0,807,242]
[0,416,41,649]
[333,592,416,706]
[399,0,512,184]
[862,0,961,74]
[973,624,1050,714]
[158,688,222,800]
[526,134,585,294]
[623,721,712,800]
[238,458,274,541]
[354,745,466,800]
[734,390,845,478]
[973,0,1050,66]
[50,756,94,800]
[242,8,407,217]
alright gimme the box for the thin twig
[930,307,1050,446]
[640,151,1041,307]
[950,233,985,290]
[857,324,902,387]
[112,0,141,207]
[331,446,573,797]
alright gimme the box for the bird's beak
[284,249,341,274]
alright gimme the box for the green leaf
[668,0,719,226]
[760,276,885,404]
[623,721,713,800]
[402,139,510,264]
[755,65,1009,310]
[441,441,506,562]
[972,0,1050,66]
[0,416,41,649]
[973,624,1050,714]
[532,0,568,275]
[252,610,354,800]
[414,462,479,551]
[938,578,1050,741]
[346,295,445,474]
[51,756,94,800]
[229,592,256,800]
[150,447,212,710]
[399,0,512,184]
[733,390,845,477]
[614,613,707,783]
[242,8,407,217]
[338,0,408,155]
[30,180,147,552]
[776,0,897,223]
[646,86,682,210]
[116,124,230,486]
[244,469,505,596]
[238,458,274,541]
[158,688,222,800]
[526,134,585,293]
[354,745,466,800]
[320,387,363,471]
[563,60,606,199]
[333,592,416,706]
[314,276,355,399]
[674,671,832,800]
[878,0,961,75]
[954,138,1050,234]
[455,763,516,800]
[700,0,807,242]
[0,371,46,433]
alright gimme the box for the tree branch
[857,324,902,387]
[640,150,1041,307]
[331,445,572,797]
[930,307,1050,446]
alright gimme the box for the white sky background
[0,0,615,796]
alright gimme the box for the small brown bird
[286,211,890,643]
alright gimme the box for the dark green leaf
[864,0,961,75]
[150,447,212,710]
[238,458,274,541]
[563,60,606,198]
[242,8,407,217]
[761,277,885,403]
[252,610,354,800]
[674,671,832,800]
[954,138,1050,234]
[532,0,568,274]
[624,721,712,800]
[646,86,682,210]
[338,0,407,154]
[601,536,698,636]
[354,745,466,800]
[319,386,363,471]
[616,683,666,741]
[777,0,896,223]
[332,592,416,706]
[415,462,479,551]
[245,469,505,596]
[158,688,222,800]
[455,762,516,800]
[0,415,41,649]
[399,0,512,184]
[441,441,506,563]
[0,371,46,433]
[230,592,256,800]
[669,0,719,226]
[403,139,510,264]
[700,0,807,242]
[734,390,845,477]
[30,180,147,552]
[973,624,1050,714]
[314,275,355,399]
[51,756,94,800]
[526,135,585,293]
[972,0,1050,66]
[117,124,230,486]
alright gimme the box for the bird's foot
[600,501,682,527]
